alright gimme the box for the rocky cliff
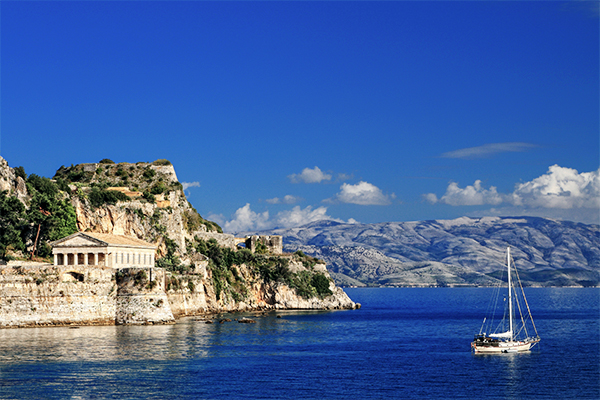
[0,157,357,328]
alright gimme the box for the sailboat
[471,247,540,353]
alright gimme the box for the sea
[0,287,598,400]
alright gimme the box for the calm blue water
[0,288,598,399]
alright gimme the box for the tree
[0,191,26,259]
[14,166,26,180]
[25,175,78,257]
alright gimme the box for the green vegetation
[88,187,129,209]
[0,191,27,259]
[311,273,333,297]
[152,159,172,166]
[155,237,187,273]
[187,237,332,301]
[143,167,156,180]
[255,241,268,254]
[26,175,78,256]
[293,250,320,269]
[150,182,168,195]
[134,270,147,287]
[14,166,27,180]
[0,174,78,260]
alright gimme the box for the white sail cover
[489,330,513,339]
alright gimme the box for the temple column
[54,254,58,266]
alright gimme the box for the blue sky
[2,1,598,232]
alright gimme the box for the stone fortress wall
[0,261,175,327]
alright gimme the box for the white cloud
[288,166,332,184]
[510,165,600,209]
[206,213,225,226]
[441,142,537,159]
[328,181,394,205]
[223,203,271,233]
[181,181,200,190]
[424,165,600,223]
[336,173,354,182]
[222,203,346,233]
[423,193,439,204]
[275,206,337,228]
[427,180,504,206]
[265,195,303,205]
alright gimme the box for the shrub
[311,273,333,297]
[152,159,172,166]
[146,280,157,290]
[27,174,58,198]
[99,159,116,164]
[150,182,168,195]
[134,270,147,286]
[88,188,129,208]
[143,168,156,179]
[255,241,268,254]
[142,191,155,203]
[155,237,189,273]
[116,270,125,284]
[14,166,26,180]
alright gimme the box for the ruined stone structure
[243,235,283,254]
[51,232,156,269]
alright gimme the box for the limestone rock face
[0,156,28,203]
[269,283,357,310]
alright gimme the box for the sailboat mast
[507,246,513,342]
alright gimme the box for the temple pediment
[51,233,107,248]
[51,232,156,249]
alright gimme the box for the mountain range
[250,216,599,287]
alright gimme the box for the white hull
[472,339,539,354]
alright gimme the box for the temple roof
[51,232,156,249]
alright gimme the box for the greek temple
[50,232,157,268]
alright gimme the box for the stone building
[50,232,157,268]
[244,235,283,255]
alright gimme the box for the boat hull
[471,339,539,354]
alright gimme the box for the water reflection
[0,311,334,364]
[0,321,214,362]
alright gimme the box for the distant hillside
[253,217,600,287]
